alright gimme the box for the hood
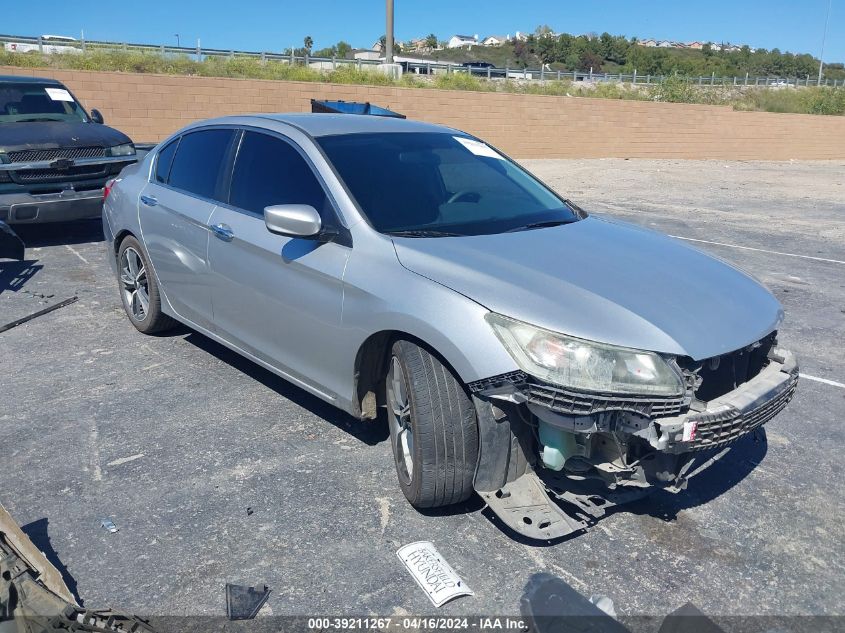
[392,217,783,361]
[0,121,131,153]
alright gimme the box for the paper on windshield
[454,136,504,160]
[45,88,74,102]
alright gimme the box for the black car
[0,75,138,224]
[461,61,496,68]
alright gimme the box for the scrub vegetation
[2,49,843,116]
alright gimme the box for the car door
[206,129,351,398]
[138,128,236,331]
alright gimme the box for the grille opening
[7,146,106,163]
[681,333,776,403]
[12,165,108,183]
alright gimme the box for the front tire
[386,340,478,508]
[117,236,176,334]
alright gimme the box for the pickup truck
[0,75,137,223]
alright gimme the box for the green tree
[578,50,603,72]
[536,33,557,64]
[303,35,313,53]
[336,41,352,58]
[425,33,438,49]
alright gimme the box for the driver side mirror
[90,109,104,124]
[264,204,323,239]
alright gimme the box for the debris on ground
[396,541,473,608]
[0,297,78,334]
[225,583,271,620]
[1,502,157,632]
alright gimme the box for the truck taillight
[103,178,116,201]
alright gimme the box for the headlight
[485,313,684,396]
[108,143,136,157]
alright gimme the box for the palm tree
[303,35,313,53]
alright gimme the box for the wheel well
[113,229,135,256]
[352,330,469,420]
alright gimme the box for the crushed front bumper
[471,347,798,541]
[0,188,104,223]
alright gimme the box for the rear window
[0,82,88,123]
[167,129,234,200]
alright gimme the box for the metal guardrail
[1,33,842,88]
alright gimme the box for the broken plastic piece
[100,518,118,533]
[0,296,79,333]
[225,583,270,620]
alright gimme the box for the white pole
[818,0,832,85]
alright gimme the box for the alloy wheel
[120,247,150,322]
[387,355,414,484]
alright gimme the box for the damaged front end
[469,333,799,541]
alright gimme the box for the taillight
[103,178,116,201]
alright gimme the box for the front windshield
[0,83,88,123]
[317,132,580,236]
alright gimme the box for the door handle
[140,195,158,207]
[210,223,234,242]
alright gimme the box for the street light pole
[175,33,180,49]
[817,0,832,85]
[385,0,394,64]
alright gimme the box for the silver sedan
[103,114,797,540]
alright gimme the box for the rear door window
[229,131,327,215]
[168,129,235,201]
[154,138,179,184]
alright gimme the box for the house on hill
[481,34,508,46]
[447,34,478,48]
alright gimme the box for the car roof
[0,75,64,86]
[203,113,459,138]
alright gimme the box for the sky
[5,0,843,63]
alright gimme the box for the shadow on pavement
[20,517,84,607]
[181,330,390,447]
[0,259,42,294]
[12,218,104,248]
[626,431,768,521]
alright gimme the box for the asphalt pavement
[2,159,843,621]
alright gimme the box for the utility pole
[175,33,180,48]
[818,0,832,85]
[385,0,394,63]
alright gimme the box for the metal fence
[2,33,842,88]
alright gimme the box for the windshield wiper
[388,229,463,238]
[14,117,65,123]
[506,219,576,233]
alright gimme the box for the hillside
[414,34,845,81]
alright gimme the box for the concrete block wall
[3,66,844,159]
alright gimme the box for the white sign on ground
[397,541,473,607]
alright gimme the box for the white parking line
[65,244,90,265]
[669,236,845,265]
[800,373,845,389]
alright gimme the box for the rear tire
[117,236,176,334]
[386,340,478,508]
